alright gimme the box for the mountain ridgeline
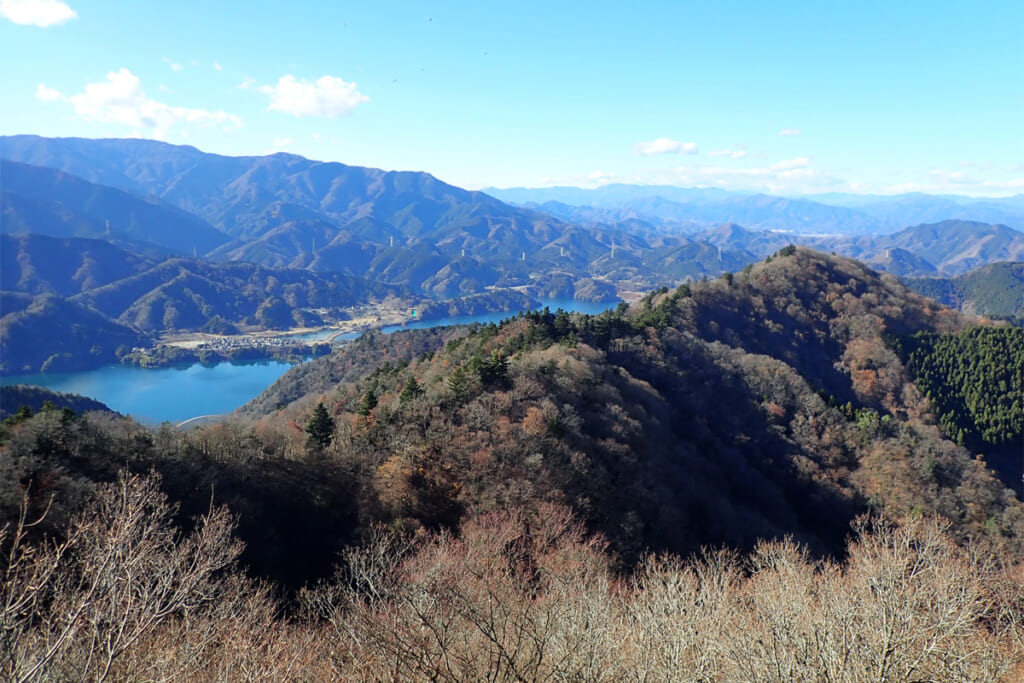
[229,248,1024,566]
[0,233,413,372]
[7,136,1021,305]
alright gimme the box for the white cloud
[632,138,698,156]
[0,0,76,26]
[708,148,747,159]
[770,157,811,171]
[910,168,1024,194]
[162,57,183,72]
[34,83,61,101]
[777,128,801,137]
[257,74,368,118]
[237,77,256,90]
[36,68,242,139]
[273,137,295,149]
[213,61,223,71]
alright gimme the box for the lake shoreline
[0,299,619,424]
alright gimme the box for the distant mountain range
[692,219,1024,278]
[5,135,1022,302]
[486,183,1024,234]
[0,138,762,295]
[1,136,622,295]
[3,135,1024,376]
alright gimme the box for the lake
[0,361,295,425]
[0,298,617,424]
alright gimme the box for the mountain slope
[0,294,148,373]
[1,137,637,293]
[75,259,408,332]
[904,261,1024,321]
[0,233,153,295]
[0,160,229,255]
[874,220,1024,274]
[246,248,1022,562]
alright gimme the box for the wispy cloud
[213,61,223,71]
[770,157,811,171]
[777,128,801,137]
[540,156,847,194]
[256,75,368,118]
[0,0,76,26]
[36,68,242,139]
[633,138,698,156]
[708,148,747,159]
[161,57,184,72]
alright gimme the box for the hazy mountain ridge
[3,139,648,295]
[693,219,1024,277]
[1,159,230,255]
[6,137,1022,302]
[489,183,1024,233]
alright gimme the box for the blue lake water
[380,298,616,334]
[0,298,617,424]
[0,361,295,425]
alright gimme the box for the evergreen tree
[305,401,335,448]
[399,376,423,403]
[447,366,471,404]
[357,389,378,417]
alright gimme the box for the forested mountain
[904,261,1024,322]
[0,255,409,372]
[0,294,149,373]
[0,233,154,295]
[73,258,406,332]
[236,248,1022,563]
[6,137,1021,302]
[3,247,1024,678]
[0,137,598,283]
[0,385,114,419]
[862,220,1024,274]
[1,159,229,255]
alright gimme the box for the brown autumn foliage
[2,472,1022,681]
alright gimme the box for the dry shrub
[3,474,1020,681]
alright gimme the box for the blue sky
[1,0,1021,195]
